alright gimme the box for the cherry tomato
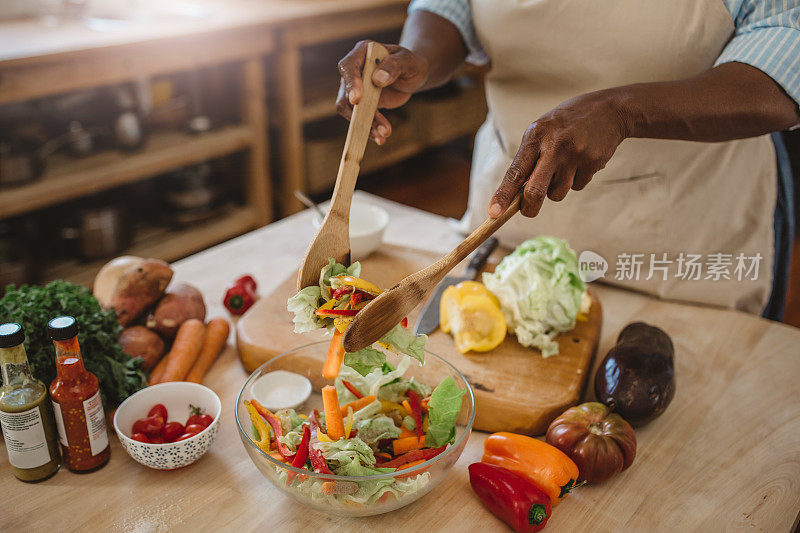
[132,432,151,443]
[132,415,165,436]
[149,435,166,444]
[186,413,214,428]
[176,432,198,441]
[148,403,168,421]
[184,423,206,435]
[161,422,185,442]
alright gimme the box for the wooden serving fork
[296,42,390,291]
[342,193,523,352]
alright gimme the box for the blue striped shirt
[409,0,800,107]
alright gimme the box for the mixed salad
[243,259,466,506]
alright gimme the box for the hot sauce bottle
[48,316,110,472]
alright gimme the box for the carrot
[339,395,376,418]
[397,459,425,471]
[399,427,416,439]
[322,330,345,380]
[402,400,413,414]
[147,349,172,385]
[421,398,429,411]
[159,319,205,383]
[321,481,358,496]
[393,436,425,455]
[185,318,230,383]
[322,385,345,440]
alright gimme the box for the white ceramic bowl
[313,200,389,259]
[114,382,221,470]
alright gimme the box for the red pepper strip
[307,409,333,474]
[341,380,364,399]
[350,292,363,306]
[468,462,551,533]
[286,425,311,484]
[331,286,351,300]
[400,317,408,328]
[250,399,295,460]
[377,445,446,468]
[407,390,424,438]
[315,308,358,317]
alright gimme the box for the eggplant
[594,322,675,426]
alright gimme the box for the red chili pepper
[407,390,424,438]
[286,425,311,484]
[314,308,358,317]
[468,462,551,533]
[308,409,333,474]
[342,380,364,399]
[224,275,258,315]
[377,445,446,468]
[250,399,295,460]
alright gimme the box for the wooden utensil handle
[436,193,521,278]
[328,42,389,215]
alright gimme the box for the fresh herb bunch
[0,281,148,406]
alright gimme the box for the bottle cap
[48,316,79,341]
[0,322,25,348]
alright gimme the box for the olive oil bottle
[0,323,61,481]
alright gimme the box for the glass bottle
[0,322,61,482]
[48,316,110,472]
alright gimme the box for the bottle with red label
[48,316,110,472]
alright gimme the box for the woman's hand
[489,90,630,218]
[337,40,429,145]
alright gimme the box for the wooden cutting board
[236,244,602,435]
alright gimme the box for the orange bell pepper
[481,432,582,507]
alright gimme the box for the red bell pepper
[308,409,333,474]
[224,275,258,315]
[286,425,311,484]
[407,390,424,438]
[468,462,551,533]
[377,445,446,468]
[400,316,408,328]
[331,286,351,300]
[341,380,364,399]
[250,399,295,460]
[315,308,358,317]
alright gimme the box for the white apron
[463,0,776,314]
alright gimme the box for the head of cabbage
[482,236,585,357]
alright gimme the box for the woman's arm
[336,10,468,144]
[489,62,800,218]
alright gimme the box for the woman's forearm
[400,10,469,91]
[616,61,800,142]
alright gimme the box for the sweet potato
[110,258,173,326]
[146,283,206,338]
[119,326,166,371]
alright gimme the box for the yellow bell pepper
[338,275,384,296]
[244,400,272,453]
[440,281,506,353]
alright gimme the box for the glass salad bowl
[235,341,475,517]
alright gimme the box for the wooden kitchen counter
[1,192,799,532]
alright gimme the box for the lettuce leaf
[424,376,466,447]
[355,415,401,446]
[319,258,361,300]
[343,347,386,377]
[316,437,377,473]
[482,236,584,357]
[286,285,324,333]
[379,325,427,364]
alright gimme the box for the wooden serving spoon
[342,193,523,352]
[296,42,390,291]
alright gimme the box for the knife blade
[413,237,499,336]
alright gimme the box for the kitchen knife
[413,236,499,336]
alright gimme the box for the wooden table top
[2,192,799,532]
[0,0,408,64]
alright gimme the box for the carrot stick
[322,330,345,380]
[399,427,416,439]
[148,351,171,385]
[397,459,425,471]
[393,436,425,455]
[339,395,376,418]
[322,385,345,440]
[185,318,230,383]
[159,319,206,383]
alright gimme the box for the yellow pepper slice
[343,406,354,439]
[440,281,506,354]
[317,429,333,443]
[338,275,384,296]
[245,400,272,453]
